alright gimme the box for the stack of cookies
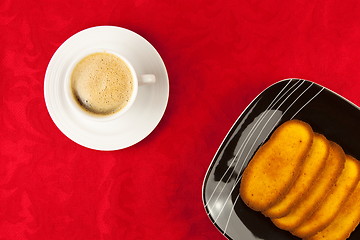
[240,120,360,240]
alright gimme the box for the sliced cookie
[292,154,360,238]
[272,142,345,231]
[305,170,360,240]
[240,120,313,211]
[263,133,329,218]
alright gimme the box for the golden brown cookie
[272,142,345,231]
[291,154,360,238]
[240,120,313,211]
[305,170,360,240]
[263,133,329,218]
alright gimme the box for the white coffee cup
[64,49,156,121]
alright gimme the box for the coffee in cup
[70,52,135,117]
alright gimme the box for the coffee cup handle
[139,74,156,85]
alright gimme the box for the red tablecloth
[2,0,360,239]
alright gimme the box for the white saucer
[44,26,169,150]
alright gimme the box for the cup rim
[64,49,139,122]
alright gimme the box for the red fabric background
[2,0,360,239]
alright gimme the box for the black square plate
[202,79,360,240]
